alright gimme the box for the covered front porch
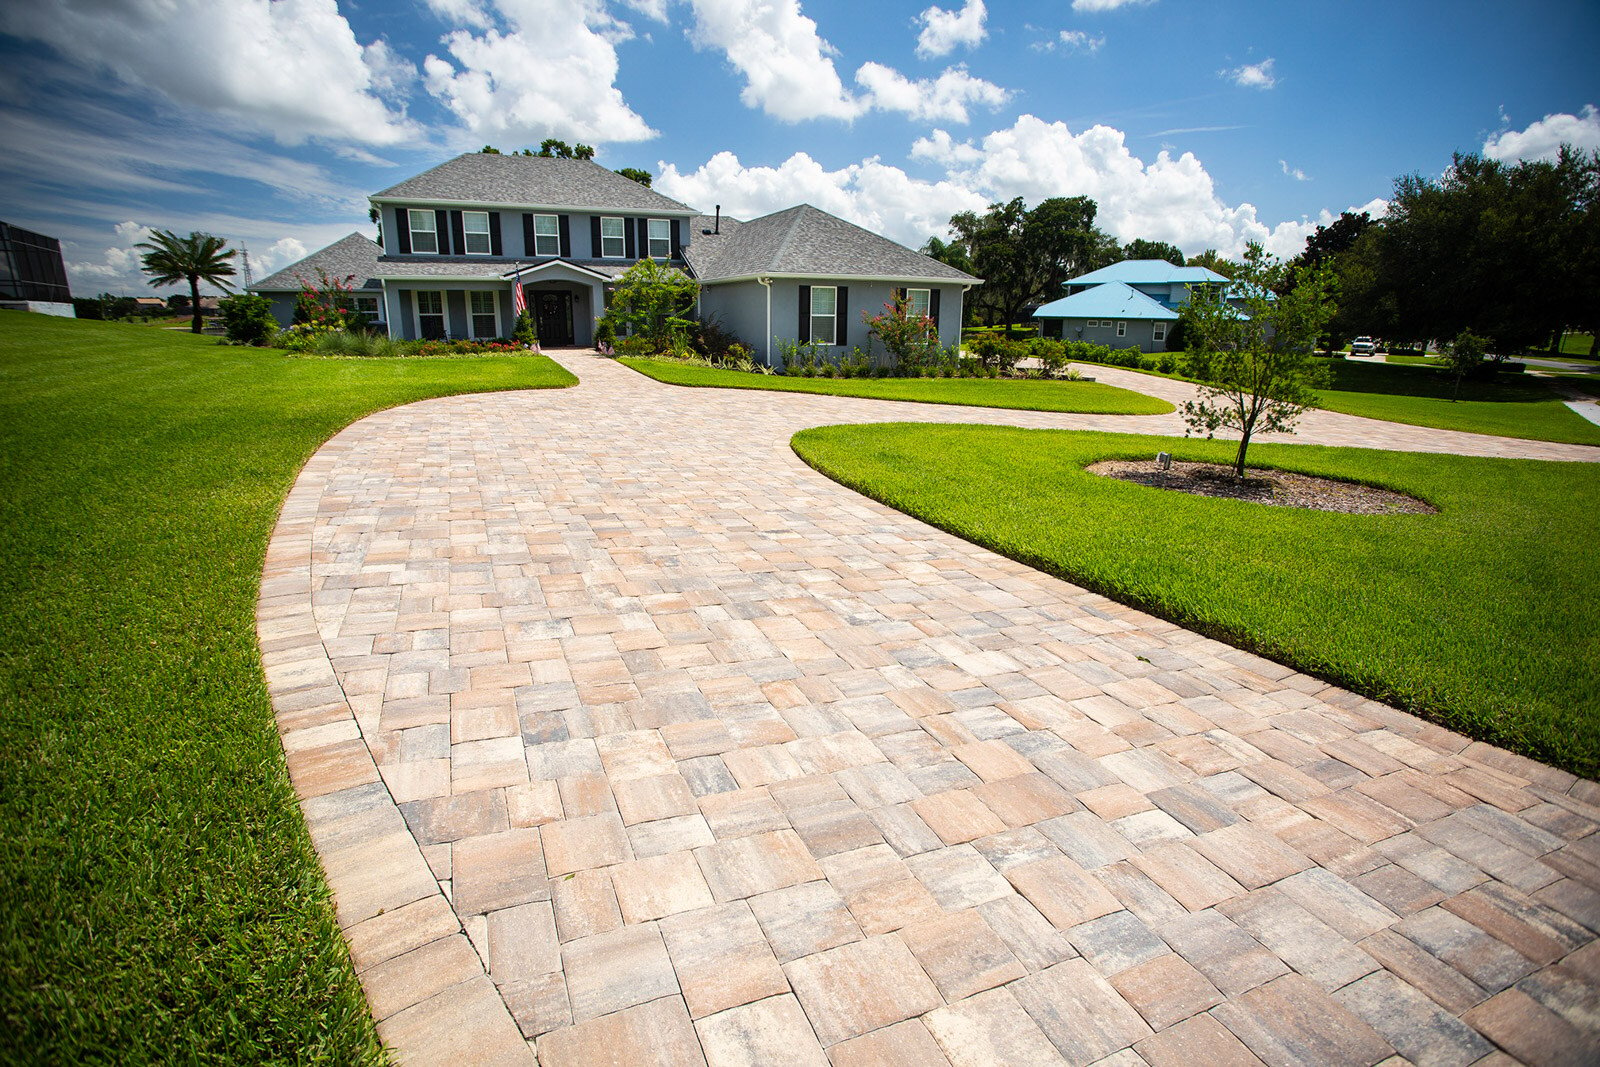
[381,260,612,344]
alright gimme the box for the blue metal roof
[1067,259,1230,287]
[1033,281,1179,321]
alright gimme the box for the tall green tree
[1120,238,1185,266]
[1180,246,1337,477]
[1185,249,1241,278]
[946,196,1117,328]
[615,167,653,187]
[136,230,237,333]
[1351,147,1600,352]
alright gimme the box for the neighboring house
[1033,259,1232,352]
[0,220,74,317]
[684,204,978,367]
[131,297,166,312]
[250,153,978,356]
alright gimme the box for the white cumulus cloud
[1072,0,1153,11]
[1280,160,1310,182]
[1047,30,1105,53]
[855,64,1009,124]
[1483,104,1600,162]
[1222,58,1277,90]
[424,0,657,146]
[659,114,1351,259]
[685,0,864,121]
[0,0,414,146]
[916,0,987,59]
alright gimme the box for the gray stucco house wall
[685,205,979,367]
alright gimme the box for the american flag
[512,266,526,314]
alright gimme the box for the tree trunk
[189,276,203,333]
[1233,429,1252,479]
[1590,331,1598,359]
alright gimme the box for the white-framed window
[1117,321,1127,337]
[906,288,931,318]
[354,295,381,319]
[408,209,438,254]
[532,214,560,257]
[810,285,837,346]
[463,211,492,255]
[1086,319,1099,328]
[599,217,625,258]
[647,218,671,259]
[469,291,498,338]
[1153,321,1167,343]
[415,290,445,339]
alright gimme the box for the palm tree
[136,230,237,333]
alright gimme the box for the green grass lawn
[793,423,1600,779]
[1551,333,1597,361]
[618,356,1176,415]
[1312,358,1600,446]
[0,313,575,1061]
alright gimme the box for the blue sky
[2,0,1596,296]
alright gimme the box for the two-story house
[252,153,978,362]
[1032,259,1233,352]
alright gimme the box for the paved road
[259,352,1600,1065]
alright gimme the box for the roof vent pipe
[714,205,720,234]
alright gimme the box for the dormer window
[599,217,625,258]
[647,219,671,259]
[408,209,438,254]
[463,211,492,255]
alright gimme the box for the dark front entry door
[535,290,574,346]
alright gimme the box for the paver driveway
[259,353,1600,1066]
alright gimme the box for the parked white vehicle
[1349,336,1378,355]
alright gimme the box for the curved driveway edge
[259,351,1600,1065]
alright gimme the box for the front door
[535,291,574,346]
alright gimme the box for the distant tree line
[1301,146,1599,355]
[923,144,1598,354]
[920,196,1220,329]
[479,142,654,187]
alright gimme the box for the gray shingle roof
[682,204,979,284]
[373,154,696,214]
[251,232,382,291]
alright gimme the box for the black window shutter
[489,212,502,256]
[836,286,848,347]
[798,285,811,343]
[930,288,941,328]
[590,216,602,256]
[449,210,465,256]
[434,210,448,255]
[892,286,905,305]
[522,213,536,257]
[559,215,571,258]
[670,219,681,259]
[397,209,411,254]
[624,218,636,260]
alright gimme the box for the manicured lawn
[1312,358,1600,446]
[0,313,574,1061]
[793,423,1600,778]
[619,356,1175,415]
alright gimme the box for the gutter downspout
[959,284,972,350]
[758,276,773,367]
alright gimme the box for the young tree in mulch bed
[1180,245,1337,477]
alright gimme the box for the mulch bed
[1087,459,1436,514]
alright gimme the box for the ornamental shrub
[218,293,278,345]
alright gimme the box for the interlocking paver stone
[782,935,940,1046]
[260,351,1600,1063]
